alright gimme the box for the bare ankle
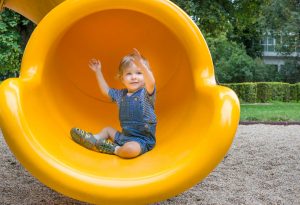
[114,146,121,155]
[94,134,105,140]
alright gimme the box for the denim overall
[108,87,157,155]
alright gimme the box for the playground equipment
[0,0,240,204]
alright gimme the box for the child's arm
[88,58,110,99]
[132,48,155,95]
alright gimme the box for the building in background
[261,34,300,70]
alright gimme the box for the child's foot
[95,138,117,155]
[70,127,99,151]
[70,127,117,154]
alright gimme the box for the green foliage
[259,0,300,84]
[0,9,22,73]
[256,82,291,102]
[207,35,252,82]
[171,0,299,84]
[0,8,35,81]
[260,0,300,55]
[224,82,298,103]
[229,0,267,58]
[171,0,233,36]
[171,0,269,58]
[221,51,254,83]
[253,58,278,82]
[256,83,272,103]
[275,83,290,102]
[279,59,300,83]
[294,83,300,102]
[290,84,298,102]
[223,83,257,103]
[207,34,272,83]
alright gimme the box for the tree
[171,0,233,37]
[260,0,300,55]
[260,0,300,83]
[279,59,300,83]
[171,0,269,58]
[0,8,35,81]
[207,34,271,83]
[171,0,276,83]
[229,0,269,58]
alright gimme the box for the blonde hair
[117,53,151,79]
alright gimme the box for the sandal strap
[95,139,117,154]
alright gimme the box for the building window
[262,33,300,53]
[261,36,276,52]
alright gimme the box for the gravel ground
[1,125,300,205]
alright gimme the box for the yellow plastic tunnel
[0,0,240,204]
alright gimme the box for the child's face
[121,63,145,93]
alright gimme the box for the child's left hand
[132,48,147,69]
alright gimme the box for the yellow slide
[0,0,240,204]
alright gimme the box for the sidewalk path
[1,125,300,204]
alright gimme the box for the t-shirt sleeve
[108,88,123,103]
[146,86,156,106]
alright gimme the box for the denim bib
[109,87,157,142]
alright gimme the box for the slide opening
[23,9,212,177]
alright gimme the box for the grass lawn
[240,102,300,122]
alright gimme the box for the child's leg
[70,127,118,154]
[114,141,142,159]
[72,127,142,158]
[94,127,117,141]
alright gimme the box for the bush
[294,83,300,102]
[222,82,257,103]
[0,67,19,81]
[256,82,291,102]
[279,59,300,83]
[290,84,298,101]
[207,34,273,84]
[207,35,256,83]
[0,8,35,81]
[277,83,290,102]
[223,82,297,103]
[256,83,271,103]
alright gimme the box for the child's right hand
[88,58,102,72]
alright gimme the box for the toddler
[70,48,157,159]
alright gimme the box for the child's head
[117,53,151,93]
[117,53,150,78]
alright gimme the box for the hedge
[289,84,299,102]
[224,83,257,103]
[296,83,300,101]
[256,82,290,102]
[222,82,300,103]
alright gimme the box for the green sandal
[70,127,99,151]
[70,127,117,154]
[95,138,118,155]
